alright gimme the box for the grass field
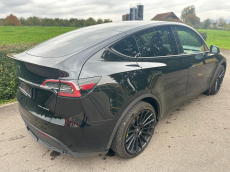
[0,26,229,50]
[0,26,78,45]
[197,29,230,50]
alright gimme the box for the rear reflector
[38,131,52,139]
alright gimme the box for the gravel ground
[0,50,230,172]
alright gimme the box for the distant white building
[210,23,218,28]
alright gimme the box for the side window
[112,36,139,57]
[174,26,208,54]
[135,26,177,57]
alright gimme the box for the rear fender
[106,93,161,149]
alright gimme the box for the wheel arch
[209,59,227,88]
[221,61,227,70]
[106,94,161,150]
[142,97,160,121]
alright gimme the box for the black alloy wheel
[214,68,225,92]
[125,109,155,154]
[208,65,225,95]
[111,101,157,158]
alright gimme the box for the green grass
[0,26,79,45]
[197,29,230,50]
[0,98,17,106]
[0,26,229,50]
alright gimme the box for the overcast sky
[0,0,229,22]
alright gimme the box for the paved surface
[1,51,230,172]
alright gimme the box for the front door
[173,26,217,99]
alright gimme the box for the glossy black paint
[12,21,227,157]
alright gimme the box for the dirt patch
[50,151,60,160]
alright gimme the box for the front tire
[111,101,157,158]
[209,65,225,95]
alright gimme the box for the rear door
[79,35,148,119]
[173,26,217,99]
[134,26,189,115]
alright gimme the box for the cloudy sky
[0,0,229,22]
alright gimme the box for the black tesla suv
[9,21,226,158]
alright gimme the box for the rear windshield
[26,27,120,58]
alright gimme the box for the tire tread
[111,101,156,158]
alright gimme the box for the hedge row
[197,31,207,41]
[0,43,36,100]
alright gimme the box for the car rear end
[15,60,66,153]
[9,25,129,157]
[14,58,117,156]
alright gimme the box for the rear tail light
[41,77,101,98]
[42,80,59,89]
[59,81,81,97]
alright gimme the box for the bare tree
[203,19,211,29]
[216,17,226,27]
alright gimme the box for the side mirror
[210,45,220,54]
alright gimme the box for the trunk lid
[15,60,62,125]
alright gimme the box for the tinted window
[135,27,177,57]
[112,36,139,57]
[174,26,208,54]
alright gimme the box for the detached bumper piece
[26,126,68,155]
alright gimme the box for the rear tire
[208,65,225,95]
[111,101,157,158]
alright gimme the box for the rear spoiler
[7,52,68,69]
[7,52,78,80]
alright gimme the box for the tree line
[1,9,229,30]
[0,14,112,27]
[180,5,229,30]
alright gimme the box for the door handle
[126,64,140,67]
[135,53,141,58]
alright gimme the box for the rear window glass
[112,36,139,57]
[26,27,121,58]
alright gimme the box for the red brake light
[59,81,81,97]
[41,79,59,87]
[81,83,96,90]
[41,77,101,98]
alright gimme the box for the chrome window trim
[136,51,209,59]
[18,77,40,88]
